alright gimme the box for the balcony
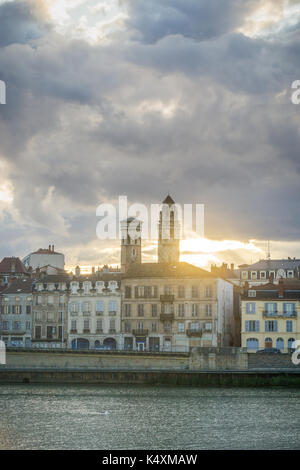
[70,329,77,334]
[109,311,117,316]
[109,329,116,334]
[96,329,103,333]
[83,329,90,334]
[96,311,104,316]
[83,311,91,316]
[160,295,174,303]
[1,329,25,335]
[160,313,175,321]
[263,311,278,318]
[132,329,148,336]
[186,328,202,337]
[283,312,297,318]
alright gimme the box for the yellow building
[241,280,300,352]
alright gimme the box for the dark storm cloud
[0,0,51,46]
[126,0,261,43]
[0,0,299,262]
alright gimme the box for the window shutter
[274,321,278,332]
[245,321,249,332]
[19,305,22,314]
[135,287,138,298]
[255,321,259,332]
[265,321,269,332]
[68,302,72,313]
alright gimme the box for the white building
[68,274,122,350]
[23,245,65,271]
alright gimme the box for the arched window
[265,337,273,349]
[94,340,101,349]
[246,338,259,351]
[276,338,284,350]
[77,338,89,350]
[103,338,117,350]
[288,338,296,350]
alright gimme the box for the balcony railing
[83,329,90,334]
[160,295,174,303]
[109,311,117,316]
[70,329,77,334]
[132,329,149,336]
[96,311,104,316]
[83,311,91,316]
[186,328,202,337]
[160,313,175,321]
[263,311,278,317]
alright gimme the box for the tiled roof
[242,280,300,300]
[0,257,27,274]
[125,262,213,279]
[162,194,175,206]
[239,259,300,271]
[32,248,62,255]
[2,279,33,294]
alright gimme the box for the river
[0,384,299,450]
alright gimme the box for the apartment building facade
[121,263,234,352]
[67,274,122,350]
[241,280,300,352]
[32,275,70,348]
[0,279,33,348]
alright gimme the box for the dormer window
[260,271,266,279]
[251,272,257,280]
[241,271,248,280]
[248,290,256,297]
[287,271,294,278]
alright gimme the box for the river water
[0,384,299,450]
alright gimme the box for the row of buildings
[0,195,300,353]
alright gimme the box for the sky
[0,0,299,272]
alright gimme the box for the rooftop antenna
[267,240,271,260]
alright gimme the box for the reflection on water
[0,384,299,450]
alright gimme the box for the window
[260,271,266,279]
[251,271,257,280]
[83,319,90,331]
[26,321,30,330]
[246,338,259,350]
[283,303,296,316]
[287,271,294,279]
[162,303,173,314]
[151,304,158,317]
[96,319,103,331]
[165,286,172,295]
[125,286,132,299]
[137,321,144,331]
[138,304,144,317]
[2,321,9,330]
[178,322,185,333]
[192,286,198,298]
[178,304,185,317]
[164,321,172,332]
[96,301,104,313]
[276,338,284,350]
[286,320,293,332]
[125,321,131,333]
[13,321,21,330]
[192,304,199,317]
[288,338,295,349]
[178,285,185,298]
[248,290,256,297]
[83,302,91,313]
[265,320,278,332]
[35,326,41,339]
[3,305,9,315]
[47,312,54,322]
[26,305,31,315]
[124,304,131,317]
[13,305,21,314]
[246,302,256,314]
[35,312,42,321]
[205,304,212,317]
[47,326,56,339]
[83,282,90,294]
[205,286,212,298]
[265,303,277,314]
[71,320,77,331]
[245,320,259,332]
[190,322,201,332]
[241,271,248,279]
[109,301,117,313]
[151,322,157,332]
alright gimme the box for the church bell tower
[121,217,142,272]
[158,195,180,264]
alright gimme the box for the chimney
[92,267,95,274]
[52,245,54,252]
[48,245,51,251]
[231,263,234,270]
[269,272,274,284]
[278,279,284,298]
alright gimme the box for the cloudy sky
[0,0,299,272]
